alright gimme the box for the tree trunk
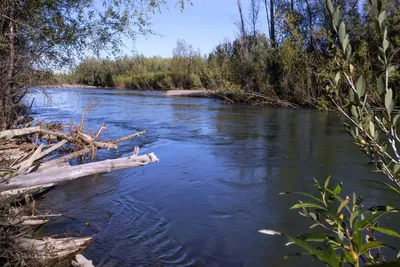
[2,11,15,130]
[305,0,314,50]
[264,0,271,41]
[270,0,275,46]
[237,0,246,38]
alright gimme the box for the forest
[57,0,400,108]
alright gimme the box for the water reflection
[31,88,399,267]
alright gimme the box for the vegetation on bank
[260,0,400,265]
[55,0,399,108]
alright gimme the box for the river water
[31,88,399,267]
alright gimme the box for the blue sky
[122,0,268,58]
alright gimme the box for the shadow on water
[31,88,400,267]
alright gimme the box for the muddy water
[31,88,399,267]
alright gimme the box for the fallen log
[0,183,55,200]
[0,153,159,192]
[17,237,93,265]
[0,214,62,226]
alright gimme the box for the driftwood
[0,183,55,200]
[72,254,95,267]
[0,214,62,226]
[0,101,158,266]
[17,237,93,265]
[0,153,159,192]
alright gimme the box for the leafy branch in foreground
[324,0,400,191]
[260,177,400,266]
[260,0,400,266]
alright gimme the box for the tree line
[57,0,399,108]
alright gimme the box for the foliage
[260,0,400,266]
[260,177,400,266]
[0,0,189,130]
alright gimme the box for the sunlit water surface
[29,88,399,267]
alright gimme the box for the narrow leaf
[290,203,328,210]
[369,227,400,238]
[339,22,346,44]
[356,75,366,97]
[385,89,393,114]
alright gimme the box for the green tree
[0,0,188,130]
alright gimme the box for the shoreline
[43,85,220,99]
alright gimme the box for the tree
[249,0,261,41]
[263,0,276,46]
[0,0,188,130]
[260,0,400,265]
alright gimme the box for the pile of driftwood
[0,102,158,266]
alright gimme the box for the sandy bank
[163,89,217,98]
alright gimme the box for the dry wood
[39,148,92,169]
[18,144,45,174]
[72,254,95,267]
[15,140,68,172]
[0,214,61,226]
[107,130,146,144]
[0,142,37,150]
[0,126,75,142]
[0,153,159,192]
[17,237,93,265]
[0,183,55,200]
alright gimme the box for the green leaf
[352,229,363,253]
[259,230,331,263]
[385,89,393,114]
[326,0,334,14]
[363,180,400,195]
[296,233,336,242]
[334,72,341,85]
[324,175,331,189]
[328,182,343,204]
[339,22,346,44]
[279,191,324,204]
[351,105,358,119]
[360,241,386,255]
[369,227,400,238]
[290,203,328,211]
[356,75,366,97]
[322,243,340,266]
[369,121,375,137]
[383,39,389,52]
[342,34,349,52]
[378,11,387,27]
[332,182,343,195]
[359,207,399,230]
[377,76,385,95]
[393,114,400,125]
[346,44,352,60]
[333,7,342,27]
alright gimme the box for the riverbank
[163,89,217,98]
[43,84,305,108]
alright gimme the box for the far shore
[41,84,219,99]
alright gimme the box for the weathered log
[0,153,159,192]
[17,144,45,174]
[17,237,93,265]
[107,130,147,144]
[0,183,55,200]
[16,140,68,173]
[0,126,75,142]
[39,148,92,169]
[0,214,62,226]
[72,254,95,267]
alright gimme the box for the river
[30,88,399,267]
